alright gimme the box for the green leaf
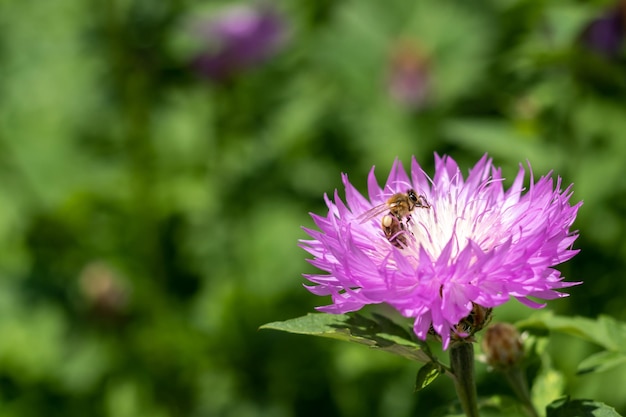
[577,351,626,375]
[546,397,622,417]
[517,313,626,351]
[439,395,528,417]
[414,362,442,391]
[260,313,432,363]
[518,313,626,375]
[477,395,529,417]
[532,368,565,414]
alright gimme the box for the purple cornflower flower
[580,2,625,57]
[386,39,431,110]
[190,4,287,81]
[301,155,582,348]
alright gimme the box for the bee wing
[357,203,390,224]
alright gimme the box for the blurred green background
[1,0,626,416]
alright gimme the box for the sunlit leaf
[519,313,626,375]
[415,362,442,391]
[547,397,622,417]
[518,313,626,351]
[577,351,626,375]
[532,368,565,414]
[261,313,432,363]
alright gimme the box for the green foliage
[415,362,444,391]
[438,395,530,417]
[532,367,566,414]
[547,398,623,417]
[519,313,626,375]
[0,0,625,415]
[577,351,626,375]
[261,313,433,363]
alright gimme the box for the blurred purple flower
[386,40,430,109]
[580,2,625,57]
[191,5,287,81]
[301,155,582,348]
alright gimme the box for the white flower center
[407,192,507,261]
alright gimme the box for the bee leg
[389,232,408,248]
[382,214,408,248]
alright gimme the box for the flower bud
[481,323,524,370]
[386,39,430,110]
[78,261,129,320]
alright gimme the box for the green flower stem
[449,341,479,417]
[502,367,539,417]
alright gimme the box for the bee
[427,303,493,342]
[358,189,430,248]
[458,303,493,335]
[358,189,430,224]
[381,214,409,248]
[452,303,493,339]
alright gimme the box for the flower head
[190,4,287,81]
[579,2,625,58]
[301,155,582,348]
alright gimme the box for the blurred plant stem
[99,0,168,286]
[503,367,539,417]
[449,341,479,417]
